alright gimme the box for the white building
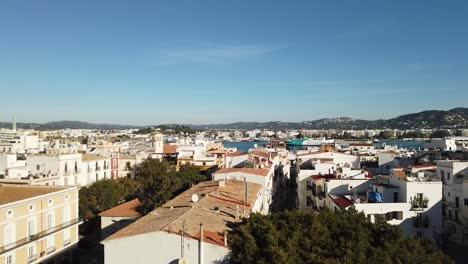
[314,168,443,240]
[438,160,468,246]
[0,153,28,179]
[81,154,112,186]
[27,153,83,186]
[102,180,263,264]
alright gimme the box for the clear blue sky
[1,0,467,125]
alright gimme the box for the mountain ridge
[1,108,467,131]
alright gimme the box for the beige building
[0,185,81,264]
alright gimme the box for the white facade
[27,153,83,186]
[104,231,229,264]
[317,175,443,240]
[438,160,468,246]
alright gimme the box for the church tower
[151,131,164,153]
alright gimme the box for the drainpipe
[199,223,204,264]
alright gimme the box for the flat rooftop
[0,185,71,206]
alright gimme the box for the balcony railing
[0,218,82,255]
[63,239,71,246]
[28,254,37,263]
[410,197,428,211]
[47,245,56,254]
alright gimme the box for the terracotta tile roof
[393,168,407,180]
[250,151,277,159]
[163,145,178,154]
[99,199,142,218]
[330,195,353,209]
[311,174,335,181]
[104,180,262,246]
[0,185,71,206]
[226,151,248,157]
[213,168,270,177]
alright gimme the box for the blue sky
[1,0,467,125]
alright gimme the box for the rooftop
[105,180,262,247]
[213,168,270,177]
[0,185,71,206]
[99,199,142,218]
[82,154,107,161]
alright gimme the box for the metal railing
[0,218,81,255]
[28,254,37,263]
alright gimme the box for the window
[28,204,35,212]
[46,212,55,252]
[306,196,313,207]
[6,254,14,264]
[306,180,313,190]
[456,197,459,208]
[64,194,70,202]
[440,170,445,179]
[63,205,71,223]
[48,199,54,206]
[28,245,36,262]
[64,162,68,173]
[447,172,451,180]
[36,165,40,170]
[63,229,71,245]
[4,223,16,249]
[27,218,36,237]
[47,212,55,229]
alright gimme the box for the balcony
[63,238,71,246]
[413,215,429,228]
[47,245,56,254]
[28,254,37,263]
[0,218,82,255]
[410,197,428,211]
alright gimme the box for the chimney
[199,223,204,264]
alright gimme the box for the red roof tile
[213,168,270,177]
[99,199,142,218]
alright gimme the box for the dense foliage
[229,210,452,264]
[79,178,140,221]
[135,159,208,214]
[79,159,207,229]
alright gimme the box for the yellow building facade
[0,185,81,264]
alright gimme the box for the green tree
[135,159,208,214]
[229,210,452,264]
[79,179,126,221]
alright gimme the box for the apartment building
[305,166,442,240]
[27,153,82,186]
[0,185,81,264]
[438,160,468,246]
[81,154,111,186]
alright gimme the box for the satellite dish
[191,194,199,203]
[254,143,258,148]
